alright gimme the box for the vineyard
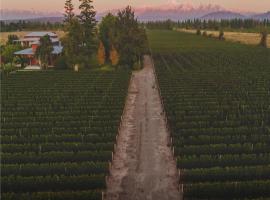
[148,30,270,199]
[1,70,131,200]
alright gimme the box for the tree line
[0,21,63,32]
[145,19,270,31]
[62,0,148,70]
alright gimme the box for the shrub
[196,29,201,36]
[259,30,268,47]
[219,30,225,40]
[1,63,17,74]
[202,31,207,37]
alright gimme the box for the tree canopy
[98,6,148,68]
[35,35,53,69]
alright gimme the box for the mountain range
[1,3,269,22]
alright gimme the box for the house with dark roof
[14,32,63,67]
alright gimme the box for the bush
[196,29,201,36]
[1,63,17,74]
[54,56,68,70]
[202,31,207,37]
[259,30,268,47]
[219,30,225,40]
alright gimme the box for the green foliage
[62,0,97,69]
[98,13,117,61]
[149,30,270,199]
[145,19,270,33]
[7,34,19,45]
[1,63,17,74]
[115,6,148,67]
[0,21,63,32]
[35,35,53,69]
[196,29,201,35]
[145,19,174,30]
[78,0,97,68]
[1,70,131,198]
[62,17,84,69]
[1,44,21,63]
[64,0,75,23]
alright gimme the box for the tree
[99,13,117,61]
[78,0,97,68]
[115,6,147,67]
[7,35,19,45]
[218,30,225,40]
[62,18,84,69]
[64,0,75,23]
[1,44,21,64]
[97,41,105,66]
[109,45,119,66]
[35,35,53,69]
[259,30,268,47]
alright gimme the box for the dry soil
[105,55,181,200]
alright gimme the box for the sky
[1,0,270,13]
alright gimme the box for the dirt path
[105,55,181,200]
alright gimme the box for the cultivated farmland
[1,70,131,200]
[148,30,270,199]
[177,28,270,48]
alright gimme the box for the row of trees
[63,0,148,70]
[0,21,63,32]
[145,19,270,31]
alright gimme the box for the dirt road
[105,55,181,200]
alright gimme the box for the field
[148,30,270,199]
[1,70,131,200]
[177,28,270,48]
[0,31,65,45]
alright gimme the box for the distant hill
[201,11,246,20]
[251,11,270,20]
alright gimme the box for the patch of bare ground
[105,55,181,200]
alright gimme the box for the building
[14,32,63,67]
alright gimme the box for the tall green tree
[99,13,117,61]
[115,6,148,67]
[78,0,97,67]
[62,18,84,69]
[35,35,53,69]
[64,0,75,23]
[62,0,84,69]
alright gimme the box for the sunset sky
[1,0,270,13]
